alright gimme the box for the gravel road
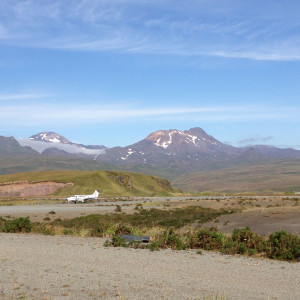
[0,233,299,299]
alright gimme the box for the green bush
[192,227,300,261]
[63,229,73,235]
[149,241,159,251]
[159,228,186,250]
[114,224,132,235]
[1,217,32,233]
[90,227,104,237]
[231,227,266,255]
[111,235,127,247]
[115,205,122,212]
[192,228,225,250]
[267,230,300,261]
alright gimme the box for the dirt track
[0,233,299,300]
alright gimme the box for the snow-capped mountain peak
[18,132,106,156]
[145,128,221,150]
[29,132,72,144]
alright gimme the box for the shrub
[42,228,54,235]
[114,224,132,235]
[149,241,159,251]
[231,227,266,255]
[1,217,32,233]
[115,205,122,212]
[267,230,300,261]
[90,227,104,237]
[0,217,6,227]
[158,228,186,250]
[63,229,73,235]
[192,228,225,250]
[111,235,127,247]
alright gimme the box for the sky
[1,0,300,148]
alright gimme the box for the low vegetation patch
[0,217,32,233]
[34,206,228,234]
[105,226,300,262]
[1,209,299,262]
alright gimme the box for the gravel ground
[0,233,299,300]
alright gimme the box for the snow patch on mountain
[30,132,72,144]
[120,148,136,160]
[150,130,204,149]
[153,131,175,149]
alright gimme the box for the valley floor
[0,233,299,300]
[0,196,299,235]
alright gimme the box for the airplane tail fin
[93,190,99,198]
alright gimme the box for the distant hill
[0,136,37,155]
[172,159,300,193]
[0,154,116,175]
[0,170,179,197]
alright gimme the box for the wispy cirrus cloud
[1,102,299,127]
[239,136,273,146]
[0,93,50,100]
[0,0,300,61]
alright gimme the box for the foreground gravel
[0,233,299,300]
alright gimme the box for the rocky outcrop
[0,182,73,197]
[108,173,133,190]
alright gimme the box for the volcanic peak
[29,132,72,144]
[145,128,220,149]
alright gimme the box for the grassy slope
[172,159,300,193]
[0,155,118,175]
[0,170,179,197]
[3,155,300,194]
[0,154,184,180]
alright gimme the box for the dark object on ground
[119,235,150,243]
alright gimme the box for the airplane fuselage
[67,190,99,203]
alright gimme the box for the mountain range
[19,127,300,161]
[1,127,300,192]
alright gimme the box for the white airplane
[67,190,99,203]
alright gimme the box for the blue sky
[1,0,300,148]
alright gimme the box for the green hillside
[0,154,118,175]
[0,170,180,197]
[172,159,300,193]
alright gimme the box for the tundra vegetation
[0,206,299,262]
[0,170,180,197]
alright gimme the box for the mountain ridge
[2,128,300,192]
[3,127,300,164]
[1,127,300,189]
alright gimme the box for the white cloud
[1,103,299,127]
[0,0,300,61]
[0,93,50,100]
[18,139,105,155]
